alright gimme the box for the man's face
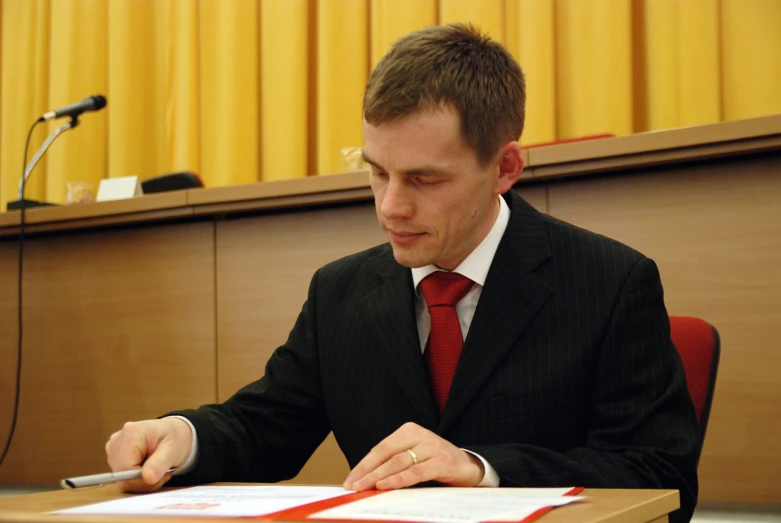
[363,106,504,270]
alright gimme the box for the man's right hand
[105,418,193,492]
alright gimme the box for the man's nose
[380,178,414,220]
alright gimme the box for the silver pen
[60,468,176,489]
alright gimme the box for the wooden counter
[0,115,779,504]
[0,114,777,237]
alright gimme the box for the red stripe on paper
[255,490,383,521]
[254,487,585,523]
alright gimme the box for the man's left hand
[343,422,485,491]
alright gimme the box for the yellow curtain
[644,0,722,130]
[0,0,780,210]
[107,0,165,182]
[440,0,505,43]
[261,0,309,181]
[47,0,107,205]
[164,0,201,178]
[721,0,781,121]
[371,0,436,68]
[316,0,368,176]
[199,0,259,187]
[505,0,556,145]
[0,0,50,208]
[556,0,634,139]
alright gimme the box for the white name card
[96,176,143,202]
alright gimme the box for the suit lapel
[438,192,554,435]
[361,250,439,428]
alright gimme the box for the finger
[351,448,424,492]
[379,447,483,489]
[141,442,179,485]
[104,431,120,459]
[375,459,435,490]
[106,425,148,472]
[117,471,173,493]
[344,423,422,488]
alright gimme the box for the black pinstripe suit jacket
[171,190,699,522]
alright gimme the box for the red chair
[669,316,720,464]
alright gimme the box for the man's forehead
[363,103,461,128]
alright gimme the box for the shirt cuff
[166,415,199,475]
[461,449,500,487]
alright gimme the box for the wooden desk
[0,115,779,504]
[0,486,679,523]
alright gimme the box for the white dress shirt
[173,196,511,486]
[411,195,509,488]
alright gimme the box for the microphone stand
[6,117,80,211]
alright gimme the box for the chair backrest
[669,316,720,462]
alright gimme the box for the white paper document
[53,485,351,518]
[312,488,584,523]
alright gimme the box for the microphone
[40,95,107,122]
[6,95,107,210]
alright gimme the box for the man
[106,24,699,522]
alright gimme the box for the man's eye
[415,177,440,186]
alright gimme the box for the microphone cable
[0,119,41,470]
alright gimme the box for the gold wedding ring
[406,448,418,466]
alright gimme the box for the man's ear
[494,142,524,195]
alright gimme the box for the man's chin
[389,245,431,269]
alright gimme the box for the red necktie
[420,271,474,416]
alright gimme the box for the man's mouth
[387,230,425,245]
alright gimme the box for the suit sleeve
[463,258,699,523]
[165,269,330,486]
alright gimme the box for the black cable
[0,119,40,469]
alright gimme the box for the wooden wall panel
[0,223,217,484]
[548,153,781,503]
[0,241,20,472]
[216,204,387,485]
[515,183,549,214]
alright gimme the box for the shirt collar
[412,194,510,293]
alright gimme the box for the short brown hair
[363,23,526,166]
